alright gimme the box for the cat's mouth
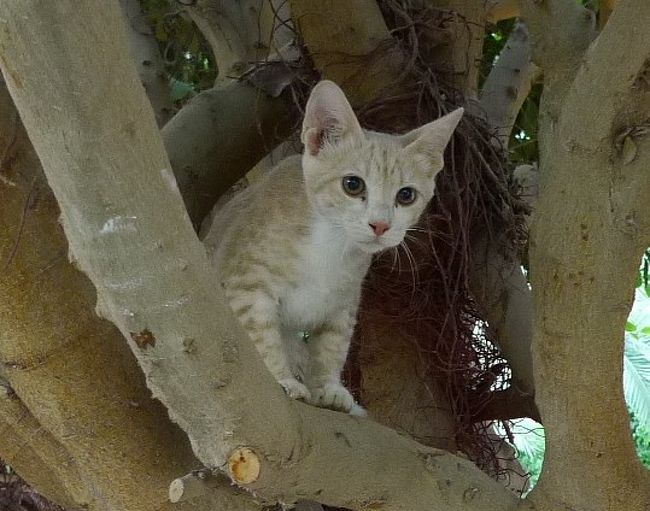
[357,237,395,253]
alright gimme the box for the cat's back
[203,154,311,273]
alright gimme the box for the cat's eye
[396,187,417,205]
[342,175,365,197]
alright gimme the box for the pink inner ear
[305,128,323,156]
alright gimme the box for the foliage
[138,0,217,97]
[631,413,650,468]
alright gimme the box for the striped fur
[203,81,463,414]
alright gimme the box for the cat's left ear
[402,108,464,173]
[301,80,364,156]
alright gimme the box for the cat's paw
[309,383,355,412]
[349,403,368,417]
[278,378,311,402]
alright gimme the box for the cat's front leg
[305,312,362,414]
[227,288,310,401]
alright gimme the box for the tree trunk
[521,1,650,509]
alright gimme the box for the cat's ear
[301,80,364,156]
[402,108,464,172]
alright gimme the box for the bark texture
[430,0,487,98]
[521,0,650,509]
[0,2,523,510]
[0,79,254,511]
[0,381,89,510]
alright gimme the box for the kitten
[203,80,463,414]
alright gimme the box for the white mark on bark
[160,295,190,308]
[106,276,144,290]
[100,215,138,234]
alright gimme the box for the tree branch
[0,80,257,511]
[469,240,535,397]
[0,2,524,509]
[162,82,294,227]
[472,387,540,423]
[290,0,404,105]
[0,380,90,510]
[479,21,539,146]
[185,0,294,78]
[486,0,519,23]
[518,0,595,93]
[598,0,617,30]
[430,0,487,98]
[119,0,173,127]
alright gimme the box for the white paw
[278,378,311,402]
[349,403,368,417]
[309,383,355,412]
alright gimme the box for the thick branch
[525,1,650,509]
[0,381,90,510]
[470,241,535,397]
[0,2,524,510]
[479,21,539,146]
[598,0,617,29]
[186,0,293,78]
[0,80,255,511]
[486,0,519,23]
[119,0,173,127]
[430,0,487,98]
[472,388,540,423]
[290,0,404,105]
[518,0,595,93]
[162,82,293,227]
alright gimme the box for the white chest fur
[280,218,371,331]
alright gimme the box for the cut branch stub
[227,447,261,485]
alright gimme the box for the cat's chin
[356,239,394,254]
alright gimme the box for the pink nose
[369,221,390,236]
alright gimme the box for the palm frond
[624,335,650,431]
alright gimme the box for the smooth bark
[0,78,254,511]
[120,0,173,127]
[479,21,539,146]
[522,0,650,509]
[162,82,293,227]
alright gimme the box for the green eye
[342,175,365,196]
[396,187,417,205]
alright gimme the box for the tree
[0,0,649,510]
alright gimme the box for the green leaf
[624,335,650,431]
[626,321,638,332]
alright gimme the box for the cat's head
[301,80,463,254]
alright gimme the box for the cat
[203,80,463,414]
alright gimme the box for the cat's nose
[369,221,390,236]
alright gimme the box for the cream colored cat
[203,80,463,414]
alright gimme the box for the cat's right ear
[301,80,364,156]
